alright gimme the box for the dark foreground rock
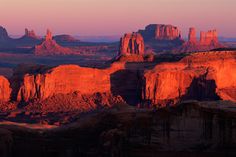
[0,101,236,157]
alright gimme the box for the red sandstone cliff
[16,63,125,102]
[33,29,74,55]
[142,51,236,106]
[0,76,11,102]
[119,33,145,55]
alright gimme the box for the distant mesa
[33,29,75,56]
[138,24,182,41]
[22,28,40,40]
[53,34,79,43]
[179,28,223,52]
[138,24,185,52]
[119,32,145,55]
[200,30,218,46]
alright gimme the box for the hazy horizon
[1,0,236,37]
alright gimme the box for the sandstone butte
[138,24,182,41]
[142,51,236,106]
[0,76,11,102]
[179,27,223,52]
[119,33,145,55]
[33,29,74,55]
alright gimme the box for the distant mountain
[218,37,236,42]
[76,35,121,42]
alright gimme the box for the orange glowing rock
[142,51,236,106]
[16,63,126,102]
[138,24,182,41]
[179,28,223,52]
[0,76,11,102]
[119,33,145,55]
[188,27,197,44]
[200,30,218,46]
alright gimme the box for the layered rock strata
[142,51,236,106]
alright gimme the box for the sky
[0,0,235,37]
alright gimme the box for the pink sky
[0,0,235,37]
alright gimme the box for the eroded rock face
[119,33,145,55]
[16,63,125,102]
[33,29,74,55]
[138,24,181,41]
[179,28,223,52]
[0,76,11,102]
[142,51,236,106]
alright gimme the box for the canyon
[0,23,235,157]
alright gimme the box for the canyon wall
[15,63,125,102]
[119,33,145,55]
[0,51,235,107]
[142,51,236,105]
